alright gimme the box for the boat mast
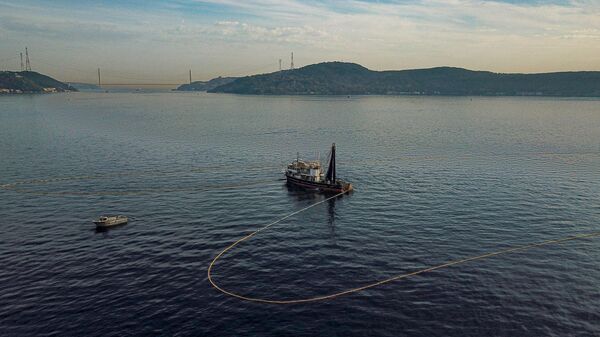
[325,143,336,183]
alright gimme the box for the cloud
[173,0,600,56]
[0,15,140,41]
[1,0,599,82]
[211,20,332,46]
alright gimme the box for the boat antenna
[296,151,299,163]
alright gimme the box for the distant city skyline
[1,0,599,84]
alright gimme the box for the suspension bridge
[1,49,294,87]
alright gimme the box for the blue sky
[1,0,599,83]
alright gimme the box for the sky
[1,0,599,84]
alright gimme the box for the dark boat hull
[285,174,351,193]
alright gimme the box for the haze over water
[1,92,600,336]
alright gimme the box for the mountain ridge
[176,76,238,91]
[208,62,600,96]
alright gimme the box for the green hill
[208,62,600,97]
[176,76,237,91]
[0,71,76,93]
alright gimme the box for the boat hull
[285,174,352,193]
[94,218,128,228]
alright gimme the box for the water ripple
[1,93,599,336]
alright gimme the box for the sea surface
[1,92,599,336]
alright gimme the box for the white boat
[94,215,128,228]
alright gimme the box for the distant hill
[68,82,100,90]
[0,71,76,93]
[176,76,237,91]
[208,62,600,97]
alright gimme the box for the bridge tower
[25,47,31,71]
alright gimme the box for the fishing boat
[285,143,353,193]
[94,215,128,228]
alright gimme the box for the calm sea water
[1,92,599,336]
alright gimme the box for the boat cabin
[286,159,325,183]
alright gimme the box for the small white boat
[94,215,128,228]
